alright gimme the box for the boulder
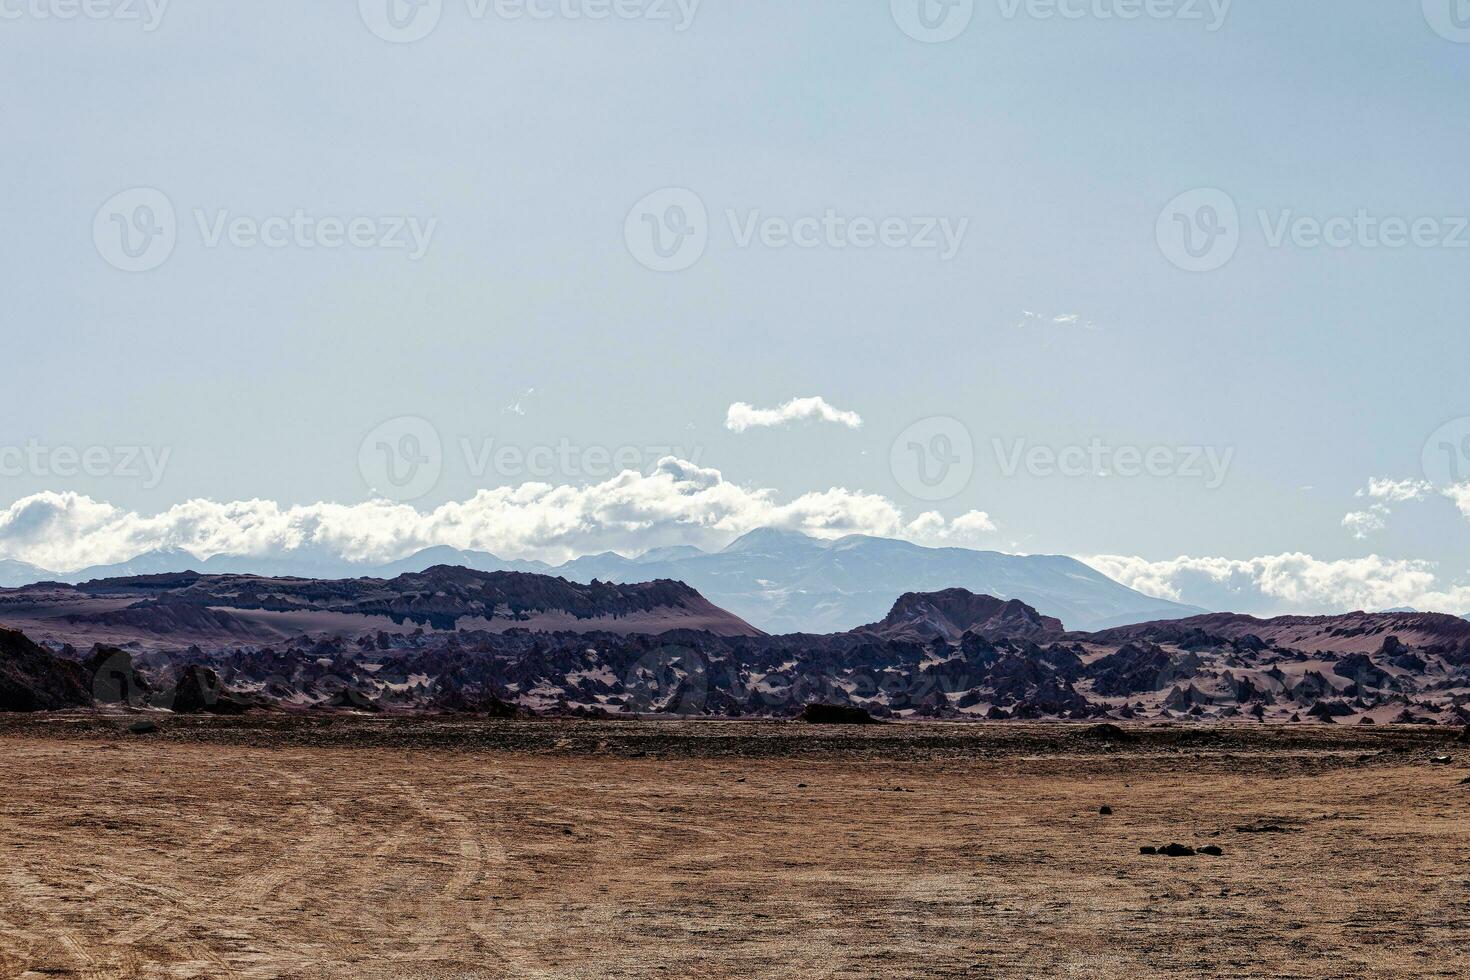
[799,703,880,725]
[322,687,382,713]
[85,646,152,707]
[1079,723,1137,744]
[168,665,257,715]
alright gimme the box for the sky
[3,0,1470,614]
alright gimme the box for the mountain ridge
[0,529,1207,633]
[0,566,762,650]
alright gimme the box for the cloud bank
[1084,552,1470,618]
[725,396,863,433]
[0,458,996,572]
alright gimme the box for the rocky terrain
[6,575,1470,978]
[0,627,90,712]
[3,570,1470,726]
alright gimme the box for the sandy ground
[1,717,1468,979]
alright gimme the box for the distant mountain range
[0,530,1205,633]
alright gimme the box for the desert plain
[1,716,1468,979]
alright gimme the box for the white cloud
[1445,482,1470,518]
[1016,310,1101,330]
[1083,552,1470,617]
[0,460,993,572]
[725,396,863,433]
[1358,477,1435,502]
[1342,506,1389,539]
[1339,477,1441,539]
[503,387,535,416]
[904,509,998,546]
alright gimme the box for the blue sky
[3,1,1470,613]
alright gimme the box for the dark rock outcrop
[799,703,880,725]
[167,665,258,715]
[85,645,152,706]
[0,628,90,712]
[861,590,1063,643]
